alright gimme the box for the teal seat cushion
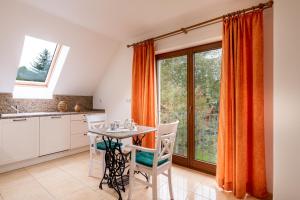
[136,151,168,167]
[97,140,122,150]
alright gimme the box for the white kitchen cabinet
[40,115,70,156]
[0,117,39,165]
[71,120,88,134]
[70,114,86,121]
[70,114,89,149]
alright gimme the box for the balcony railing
[195,113,219,164]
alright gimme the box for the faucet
[11,105,20,114]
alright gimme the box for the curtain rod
[127,0,273,48]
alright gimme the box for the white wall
[93,6,274,193]
[93,45,133,122]
[0,0,119,96]
[273,0,300,199]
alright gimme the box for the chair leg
[152,174,158,200]
[88,151,93,177]
[101,151,106,177]
[146,174,150,189]
[128,169,135,200]
[168,168,174,200]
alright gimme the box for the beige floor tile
[50,155,77,168]
[62,187,112,200]
[60,162,90,177]
[0,179,54,200]
[25,162,62,179]
[75,174,101,189]
[192,184,217,199]
[71,152,90,161]
[35,170,84,199]
[128,182,189,200]
[0,169,34,189]
[95,188,122,200]
[187,192,210,200]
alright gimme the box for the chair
[86,114,132,178]
[86,114,108,177]
[128,121,179,200]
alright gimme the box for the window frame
[15,44,62,87]
[155,41,222,175]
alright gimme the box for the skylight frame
[15,43,62,87]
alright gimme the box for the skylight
[16,36,60,86]
[13,36,69,99]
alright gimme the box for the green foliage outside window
[159,49,221,163]
[16,48,53,82]
[159,55,188,156]
[194,49,221,164]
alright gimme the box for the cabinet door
[70,118,88,149]
[0,118,39,165]
[71,133,89,149]
[71,120,88,135]
[40,115,70,156]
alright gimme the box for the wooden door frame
[155,41,222,175]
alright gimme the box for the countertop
[0,109,105,119]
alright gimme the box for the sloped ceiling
[0,0,120,95]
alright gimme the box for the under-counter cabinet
[70,114,89,149]
[0,117,39,165]
[40,115,70,156]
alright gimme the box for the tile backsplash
[0,93,93,113]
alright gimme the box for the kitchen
[0,0,298,200]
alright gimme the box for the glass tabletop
[88,125,156,139]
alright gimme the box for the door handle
[51,116,62,119]
[12,118,27,122]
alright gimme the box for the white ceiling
[15,0,261,42]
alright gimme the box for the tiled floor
[0,152,258,200]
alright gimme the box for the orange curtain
[131,40,156,148]
[217,10,268,199]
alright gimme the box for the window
[13,36,69,99]
[156,42,221,174]
[16,36,61,86]
[158,55,188,156]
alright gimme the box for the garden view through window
[158,43,221,168]
[16,36,59,84]
[194,49,221,164]
[158,55,188,156]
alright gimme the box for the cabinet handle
[83,133,87,136]
[83,120,87,123]
[12,118,27,122]
[51,116,62,119]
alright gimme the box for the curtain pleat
[217,10,268,199]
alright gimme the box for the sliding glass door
[157,55,188,157]
[156,42,222,174]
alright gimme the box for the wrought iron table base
[99,136,127,200]
[99,133,150,200]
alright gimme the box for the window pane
[158,55,187,157]
[194,48,221,164]
[16,36,57,83]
